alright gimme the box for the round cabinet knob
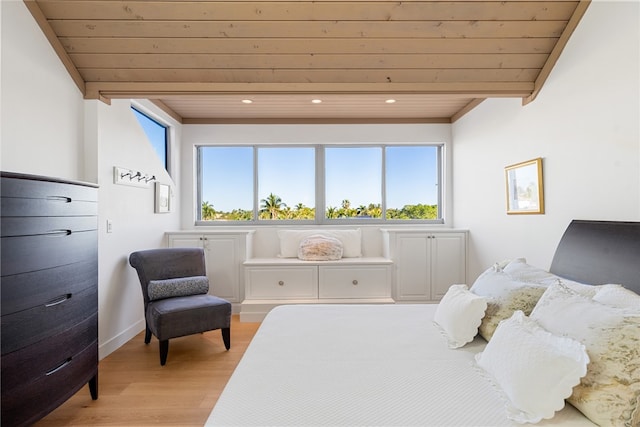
[352,280,358,285]
[278,280,284,286]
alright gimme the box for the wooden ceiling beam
[79,68,540,84]
[85,81,533,100]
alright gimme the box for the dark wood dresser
[1,172,99,426]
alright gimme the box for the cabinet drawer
[1,216,97,238]
[1,286,97,355]
[1,259,97,315]
[246,267,318,299]
[1,176,97,217]
[1,196,98,218]
[319,266,391,299]
[1,313,97,392]
[1,229,97,276]
[1,342,97,427]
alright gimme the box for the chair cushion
[148,276,209,301]
[147,294,231,341]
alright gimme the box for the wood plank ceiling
[24,0,590,123]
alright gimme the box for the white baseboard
[99,319,145,360]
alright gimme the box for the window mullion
[316,145,325,224]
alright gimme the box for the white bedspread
[206,304,595,426]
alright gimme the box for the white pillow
[502,258,559,284]
[433,284,487,348]
[475,311,590,424]
[470,268,547,341]
[593,284,640,309]
[278,229,362,258]
[530,283,640,427]
[503,258,601,296]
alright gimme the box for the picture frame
[155,182,171,213]
[505,157,544,214]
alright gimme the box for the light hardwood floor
[35,315,260,426]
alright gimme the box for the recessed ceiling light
[311,99,322,104]
[385,99,397,104]
[241,99,253,104]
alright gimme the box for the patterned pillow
[530,283,640,427]
[148,276,209,301]
[470,268,547,341]
[297,234,343,261]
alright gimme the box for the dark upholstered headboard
[549,220,640,294]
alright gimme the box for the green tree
[326,206,338,219]
[201,201,216,220]
[260,193,287,219]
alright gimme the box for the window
[197,145,442,224]
[132,107,169,172]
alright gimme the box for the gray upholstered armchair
[128,248,231,365]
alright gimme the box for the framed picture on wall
[505,157,544,214]
[155,182,171,213]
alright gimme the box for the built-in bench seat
[240,229,394,321]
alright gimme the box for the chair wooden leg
[222,328,231,350]
[159,340,169,366]
[144,323,152,344]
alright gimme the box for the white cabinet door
[167,233,243,303]
[394,234,431,301]
[391,231,467,302]
[430,233,467,300]
[203,236,241,303]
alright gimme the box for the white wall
[1,1,84,179]
[93,99,181,358]
[0,2,182,359]
[452,1,640,281]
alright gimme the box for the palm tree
[260,193,287,219]
[201,201,215,220]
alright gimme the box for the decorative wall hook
[113,167,156,188]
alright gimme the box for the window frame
[195,143,443,226]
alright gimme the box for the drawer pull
[278,280,284,286]
[352,280,358,285]
[45,293,72,307]
[47,196,72,203]
[45,229,73,236]
[46,358,73,376]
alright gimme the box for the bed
[206,220,640,426]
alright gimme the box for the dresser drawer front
[1,196,98,217]
[1,259,97,315]
[1,216,97,238]
[1,342,98,427]
[1,176,97,200]
[1,286,97,355]
[1,314,97,391]
[319,266,391,299]
[246,267,318,299]
[1,230,97,276]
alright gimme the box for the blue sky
[132,107,167,167]
[200,146,438,212]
